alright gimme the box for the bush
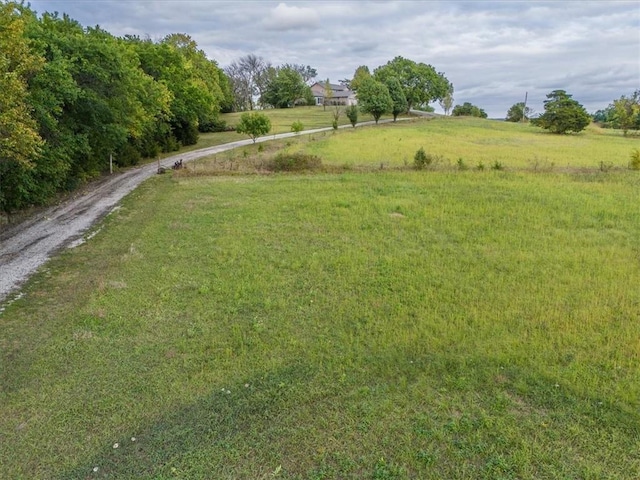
[268,152,322,172]
[599,161,614,172]
[629,148,640,170]
[345,105,359,127]
[199,117,233,133]
[456,158,468,170]
[116,143,142,167]
[291,121,304,134]
[413,147,432,170]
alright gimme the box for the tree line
[592,91,640,136]
[1,2,233,214]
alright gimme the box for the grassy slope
[1,119,639,479]
[183,106,377,151]
[289,117,635,169]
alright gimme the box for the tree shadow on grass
[56,348,640,479]
[57,361,319,479]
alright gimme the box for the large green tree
[261,66,309,108]
[374,56,451,112]
[349,65,371,92]
[1,3,230,214]
[357,77,393,123]
[0,2,44,212]
[384,76,408,121]
[532,90,591,134]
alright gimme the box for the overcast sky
[27,0,640,117]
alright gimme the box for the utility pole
[110,153,113,174]
[522,92,528,123]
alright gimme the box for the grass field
[284,117,637,170]
[178,106,378,152]
[1,118,639,479]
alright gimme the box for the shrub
[599,161,614,172]
[413,147,432,170]
[345,105,359,127]
[291,121,304,134]
[629,148,640,170]
[268,152,322,172]
[491,161,504,170]
[200,117,232,133]
[456,158,468,170]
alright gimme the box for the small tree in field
[505,102,532,122]
[345,105,358,127]
[291,120,304,134]
[332,106,340,130]
[532,90,590,134]
[323,78,333,111]
[236,112,271,143]
[357,78,392,124]
[439,91,454,115]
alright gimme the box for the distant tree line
[0,2,233,213]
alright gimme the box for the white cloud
[263,3,320,31]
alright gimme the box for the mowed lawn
[1,165,639,478]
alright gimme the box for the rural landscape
[1,2,640,479]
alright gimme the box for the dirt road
[1,122,398,304]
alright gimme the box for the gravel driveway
[1,121,402,304]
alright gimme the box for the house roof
[311,81,355,98]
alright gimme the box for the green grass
[1,166,639,478]
[282,117,636,170]
[2,118,640,478]
[176,106,377,153]
[221,106,376,133]
[173,106,373,153]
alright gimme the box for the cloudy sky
[27,0,640,117]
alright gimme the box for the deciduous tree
[323,78,333,110]
[374,56,451,112]
[357,78,392,124]
[0,2,44,212]
[236,112,271,143]
[384,76,407,121]
[439,91,454,115]
[505,102,532,122]
[452,102,488,118]
[349,65,371,92]
[611,91,640,136]
[261,66,307,108]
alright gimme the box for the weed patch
[267,152,323,172]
